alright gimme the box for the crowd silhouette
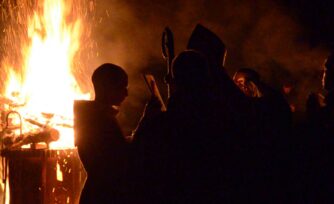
[74,24,334,203]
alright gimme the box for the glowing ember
[56,162,63,181]
[1,0,93,149]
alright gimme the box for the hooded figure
[187,24,257,133]
[132,50,235,203]
[187,24,227,70]
[188,24,293,202]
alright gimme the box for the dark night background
[279,0,334,47]
[1,0,334,133]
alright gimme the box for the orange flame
[2,0,92,149]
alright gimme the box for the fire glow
[1,0,92,149]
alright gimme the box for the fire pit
[0,99,87,204]
[1,148,86,204]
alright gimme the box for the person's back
[187,24,258,151]
[74,63,129,204]
[132,50,230,203]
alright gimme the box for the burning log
[1,116,60,149]
[16,128,59,147]
[0,108,73,150]
[3,128,60,149]
[0,96,14,106]
[0,95,26,108]
[25,118,48,128]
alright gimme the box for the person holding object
[131,50,229,203]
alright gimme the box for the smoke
[241,5,327,109]
[0,0,327,133]
[87,0,328,132]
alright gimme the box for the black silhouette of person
[307,54,334,130]
[232,68,294,203]
[233,68,292,140]
[132,50,232,203]
[187,25,255,128]
[303,54,334,202]
[74,63,129,204]
[186,25,273,202]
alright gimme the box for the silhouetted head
[322,53,334,91]
[233,68,262,97]
[92,63,128,106]
[172,50,210,91]
[187,24,227,68]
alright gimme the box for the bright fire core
[2,0,91,149]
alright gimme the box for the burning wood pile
[0,94,76,151]
[0,0,94,203]
[0,102,60,150]
[0,0,92,150]
[0,94,86,204]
